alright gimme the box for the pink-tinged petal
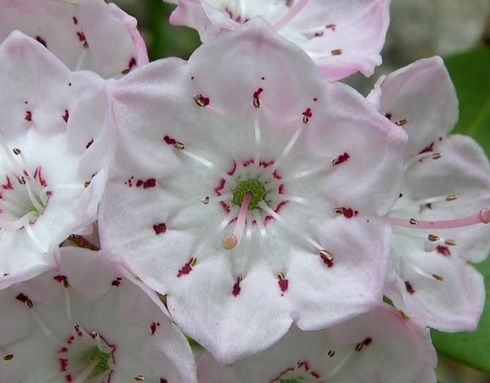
[0,32,110,288]
[168,0,390,80]
[101,18,405,363]
[371,57,490,330]
[385,242,485,332]
[0,247,198,383]
[197,305,437,383]
[0,0,148,78]
[367,56,458,161]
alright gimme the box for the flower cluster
[0,0,488,382]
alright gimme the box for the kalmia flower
[0,0,148,78]
[367,57,490,331]
[166,0,390,80]
[197,305,437,383]
[0,247,198,383]
[100,19,407,362]
[0,32,110,288]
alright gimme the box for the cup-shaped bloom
[197,305,437,383]
[167,0,390,81]
[368,57,490,331]
[0,247,198,383]
[0,0,148,78]
[100,19,407,363]
[0,32,110,288]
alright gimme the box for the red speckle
[111,277,122,287]
[313,98,318,102]
[177,261,193,278]
[220,201,231,214]
[59,358,68,372]
[333,152,350,166]
[35,36,47,47]
[404,281,416,294]
[150,322,160,335]
[65,374,73,382]
[419,142,434,155]
[136,178,157,189]
[153,222,167,235]
[163,135,177,145]
[253,88,263,99]
[62,109,69,123]
[86,139,94,149]
[314,31,324,37]
[227,161,237,176]
[311,371,320,378]
[232,280,241,297]
[278,279,288,293]
[341,207,358,218]
[214,178,225,196]
[425,203,432,210]
[385,113,392,120]
[68,82,72,87]
[436,246,451,256]
[77,31,86,42]
[191,76,195,80]
[302,108,312,118]
[278,184,285,194]
[67,335,75,344]
[272,170,282,180]
[25,111,32,121]
[261,77,265,80]
[2,176,13,190]
[243,159,254,167]
[53,275,69,288]
[58,347,68,354]
[128,57,137,70]
[264,215,274,226]
[72,16,78,25]
[275,201,288,214]
[15,293,33,307]
[259,160,274,168]
[160,379,168,383]
[321,254,334,268]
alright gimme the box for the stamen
[388,209,490,229]
[404,152,443,170]
[274,0,310,30]
[222,193,252,250]
[72,358,100,383]
[267,125,303,174]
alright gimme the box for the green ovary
[232,178,267,209]
[86,346,112,378]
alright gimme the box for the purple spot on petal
[436,246,451,256]
[153,222,167,235]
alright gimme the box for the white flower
[167,0,391,80]
[100,19,407,363]
[0,0,148,78]
[367,57,490,331]
[0,32,110,288]
[197,305,437,383]
[0,247,198,383]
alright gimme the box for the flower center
[232,178,266,210]
[58,325,115,383]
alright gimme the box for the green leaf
[431,47,490,373]
[443,47,490,156]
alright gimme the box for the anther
[446,195,458,201]
[432,274,444,281]
[331,49,343,56]
[394,119,409,126]
[84,181,91,187]
[174,142,185,150]
[3,354,14,361]
[333,208,343,214]
[277,272,285,280]
[432,153,443,159]
[189,257,197,267]
[134,376,145,381]
[12,148,21,155]
[193,94,209,107]
[428,234,440,242]
[201,196,210,204]
[445,239,457,246]
[409,218,419,225]
[253,97,261,108]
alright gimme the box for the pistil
[223,193,252,250]
[388,208,490,229]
